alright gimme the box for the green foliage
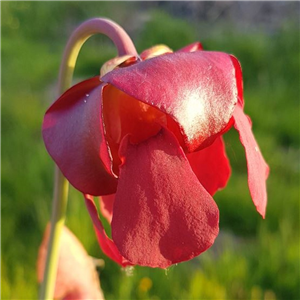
[137,10,198,51]
[2,2,299,300]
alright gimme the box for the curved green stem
[39,18,137,300]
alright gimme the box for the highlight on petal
[187,136,231,196]
[177,42,203,52]
[84,194,131,267]
[102,51,238,152]
[37,223,104,300]
[42,77,117,196]
[111,128,219,268]
[140,44,173,60]
[99,194,115,224]
[233,104,269,218]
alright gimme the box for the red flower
[42,43,269,268]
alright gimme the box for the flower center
[103,84,167,175]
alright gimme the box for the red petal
[37,223,104,300]
[233,105,269,218]
[99,194,115,224]
[42,77,117,196]
[111,128,219,268]
[102,84,167,174]
[102,51,238,152]
[230,55,244,107]
[177,42,203,52]
[84,194,131,267]
[187,137,231,195]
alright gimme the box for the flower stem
[39,18,137,300]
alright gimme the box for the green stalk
[39,18,137,300]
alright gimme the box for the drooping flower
[37,223,105,299]
[42,42,269,268]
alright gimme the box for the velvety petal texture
[111,128,219,268]
[187,137,231,195]
[102,51,238,152]
[42,77,117,196]
[233,105,269,217]
[37,223,104,300]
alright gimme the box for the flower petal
[186,136,231,195]
[100,55,135,76]
[233,105,269,218]
[230,55,244,107]
[102,84,167,174]
[84,194,131,267]
[177,42,203,52]
[111,128,219,268]
[37,223,104,300]
[42,77,117,196]
[140,44,173,60]
[99,194,115,224]
[102,51,238,152]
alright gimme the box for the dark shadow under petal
[187,136,231,196]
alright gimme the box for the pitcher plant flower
[42,20,269,269]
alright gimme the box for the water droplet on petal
[85,93,89,97]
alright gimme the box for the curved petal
[99,194,115,224]
[42,77,117,196]
[84,194,131,267]
[230,55,244,107]
[100,55,135,76]
[111,128,219,268]
[233,105,269,218]
[187,136,231,196]
[102,51,238,152]
[102,84,167,174]
[37,223,104,300]
[140,45,173,60]
[177,42,203,52]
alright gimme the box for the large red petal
[111,128,219,268]
[102,51,238,152]
[187,136,231,196]
[233,105,269,218]
[84,194,131,267]
[42,77,117,196]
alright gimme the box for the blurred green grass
[1,2,299,300]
